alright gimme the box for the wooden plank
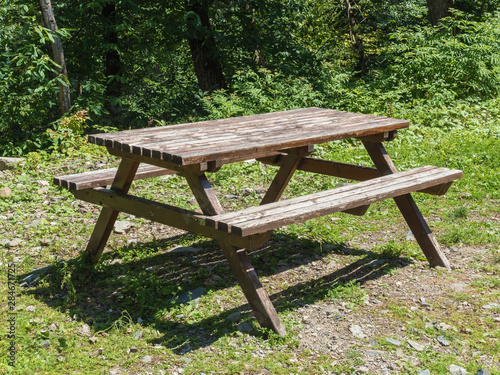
[54,164,176,191]
[72,187,265,250]
[205,166,435,229]
[85,158,139,264]
[207,167,462,236]
[362,141,455,270]
[258,155,381,181]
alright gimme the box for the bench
[206,165,462,237]
[53,164,175,191]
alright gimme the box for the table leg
[362,141,451,270]
[184,172,287,336]
[86,158,140,264]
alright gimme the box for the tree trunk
[102,3,122,115]
[39,0,71,114]
[426,0,453,26]
[186,2,227,92]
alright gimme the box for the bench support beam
[362,141,451,271]
[184,172,286,337]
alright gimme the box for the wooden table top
[89,107,409,166]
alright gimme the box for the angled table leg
[183,172,287,336]
[86,158,140,264]
[362,141,451,270]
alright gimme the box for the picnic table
[54,107,462,336]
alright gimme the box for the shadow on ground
[21,232,413,353]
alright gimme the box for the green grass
[1,115,499,374]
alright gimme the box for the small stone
[175,287,207,304]
[137,317,143,324]
[417,370,431,375]
[223,194,238,200]
[48,323,58,331]
[367,338,378,346]
[89,336,98,344]
[40,339,50,348]
[476,369,490,375]
[57,356,64,362]
[134,331,143,339]
[386,337,401,346]
[406,230,415,241]
[168,246,202,254]
[449,283,467,293]
[178,343,191,355]
[407,339,425,351]
[349,324,366,339]
[437,335,450,346]
[78,324,90,336]
[8,238,22,248]
[493,317,500,323]
[357,366,370,374]
[93,348,104,356]
[114,220,133,234]
[226,311,242,323]
[395,348,404,357]
[237,322,253,334]
[109,369,121,375]
[26,305,36,312]
[37,187,49,194]
[365,350,388,358]
[128,346,139,353]
[448,364,468,375]
[40,238,52,246]
[0,186,12,197]
[0,157,24,170]
[482,303,499,309]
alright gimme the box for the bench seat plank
[208,166,462,236]
[54,164,175,191]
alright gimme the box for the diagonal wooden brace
[362,141,451,270]
[184,172,286,336]
[85,158,140,264]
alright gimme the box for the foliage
[0,2,71,155]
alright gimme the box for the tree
[426,0,453,26]
[185,1,227,92]
[39,0,71,114]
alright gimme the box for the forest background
[1,0,500,156]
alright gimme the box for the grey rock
[137,317,143,324]
[179,343,192,354]
[114,220,133,234]
[476,370,490,375]
[88,336,98,344]
[7,238,22,248]
[448,364,468,375]
[407,339,425,351]
[26,305,36,312]
[237,322,253,334]
[134,331,143,339]
[128,346,139,353]
[175,287,207,304]
[417,370,431,375]
[0,239,9,246]
[406,230,415,241]
[223,194,238,200]
[449,283,467,293]
[37,187,49,195]
[40,339,50,348]
[367,338,378,346]
[109,369,121,375]
[168,246,202,254]
[226,311,243,323]
[482,303,499,309]
[437,336,450,346]
[348,324,366,339]
[365,349,388,358]
[0,186,12,197]
[140,355,152,363]
[0,157,24,170]
[386,337,401,346]
[78,324,91,336]
[93,348,104,356]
